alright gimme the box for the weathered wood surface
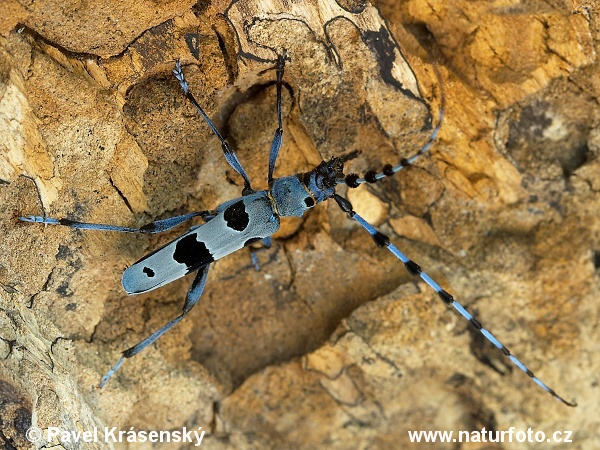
[0,0,598,449]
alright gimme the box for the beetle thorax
[270,158,344,218]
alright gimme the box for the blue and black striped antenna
[332,62,575,406]
[332,193,576,407]
[341,65,444,189]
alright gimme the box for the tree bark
[0,0,598,449]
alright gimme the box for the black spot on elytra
[173,234,214,270]
[304,197,315,207]
[224,200,249,231]
[143,267,155,278]
[244,237,261,247]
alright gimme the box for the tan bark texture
[0,0,598,449]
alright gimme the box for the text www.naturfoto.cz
[407,427,573,444]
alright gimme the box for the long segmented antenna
[341,64,445,188]
[333,194,576,407]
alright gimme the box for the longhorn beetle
[21,51,576,406]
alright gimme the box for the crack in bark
[345,324,403,377]
[27,268,55,309]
